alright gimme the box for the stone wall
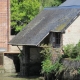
[63,16,80,45]
[4,54,20,73]
[48,58,80,80]
[61,58,80,80]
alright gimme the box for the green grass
[0,73,42,80]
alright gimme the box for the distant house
[9,0,80,76]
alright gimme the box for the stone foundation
[61,58,80,80]
[4,54,20,73]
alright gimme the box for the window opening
[50,32,61,48]
[11,28,19,35]
[55,33,61,46]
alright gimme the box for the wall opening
[0,53,3,66]
[11,28,19,35]
[4,54,20,73]
[13,54,20,72]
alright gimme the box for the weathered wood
[20,46,30,76]
[20,46,41,76]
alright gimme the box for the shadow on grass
[5,73,43,80]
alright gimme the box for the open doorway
[13,54,20,72]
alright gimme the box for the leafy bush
[40,44,64,76]
[40,41,80,79]
[75,41,80,55]
[52,60,65,76]
[78,67,80,74]
[63,41,80,59]
[41,59,54,74]
[40,44,52,60]
[63,44,74,58]
[40,44,53,74]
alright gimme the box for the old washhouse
[9,0,80,76]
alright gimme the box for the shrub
[63,41,80,59]
[40,44,65,80]
[40,41,80,80]
[63,44,74,58]
[40,44,53,74]
[75,41,80,55]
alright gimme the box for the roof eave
[9,33,49,46]
[8,43,38,46]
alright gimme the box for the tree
[11,0,41,33]
[39,0,65,7]
[11,0,65,34]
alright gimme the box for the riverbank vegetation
[40,41,80,80]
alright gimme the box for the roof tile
[9,7,80,46]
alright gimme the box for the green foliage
[75,41,80,55]
[78,67,80,74]
[39,0,63,7]
[40,44,52,60]
[40,44,53,74]
[41,59,54,74]
[63,41,80,59]
[40,44,64,76]
[11,0,65,33]
[63,44,74,58]
[18,53,23,58]
[52,61,65,76]
[75,55,80,60]
[11,0,40,32]
[41,41,80,79]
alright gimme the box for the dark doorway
[13,54,20,72]
[11,28,19,35]
[0,53,3,66]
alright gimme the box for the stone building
[9,0,80,76]
[0,0,20,73]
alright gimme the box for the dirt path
[0,73,40,80]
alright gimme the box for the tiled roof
[9,7,80,46]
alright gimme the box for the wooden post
[20,46,30,76]
[25,46,30,76]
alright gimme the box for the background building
[0,0,20,73]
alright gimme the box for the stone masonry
[63,16,80,45]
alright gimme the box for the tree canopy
[39,0,62,7]
[11,0,65,34]
[11,0,40,33]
